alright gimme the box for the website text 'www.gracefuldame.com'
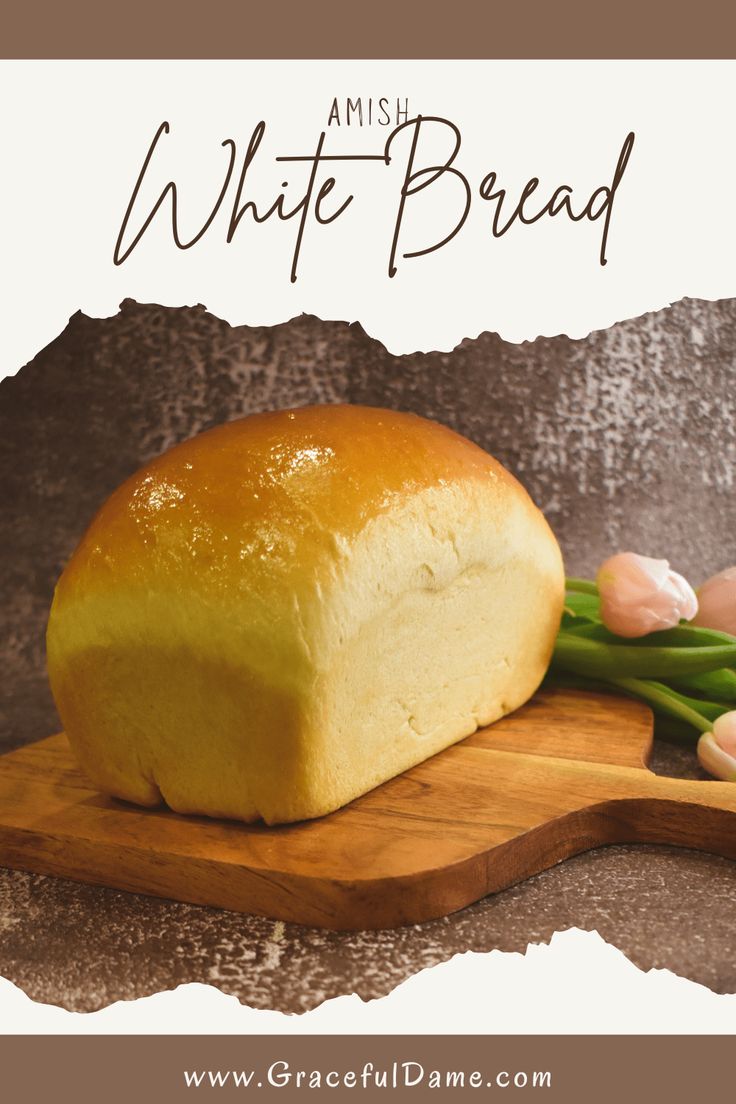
[183,1061,552,1091]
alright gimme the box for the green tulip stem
[553,632,736,679]
[565,577,599,596]
[608,677,714,735]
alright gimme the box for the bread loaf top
[49,404,560,687]
[61,404,517,568]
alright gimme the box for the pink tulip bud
[697,713,736,781]
[596,552,698,638]
[693,567,736,636]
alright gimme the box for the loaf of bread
[47,404,564,825]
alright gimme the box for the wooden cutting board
[1,687,736,930]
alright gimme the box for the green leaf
[563,592,602,622]
[631,624,736,648]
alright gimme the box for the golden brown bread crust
[47,405,565,824]
[57,404,521,596]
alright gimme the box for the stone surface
[1,844,735,1014]
[1,297,735,1011]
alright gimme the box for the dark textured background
[1,298,735,1011]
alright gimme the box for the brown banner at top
[2,0,736,59]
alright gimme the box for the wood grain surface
[0,687,735,930]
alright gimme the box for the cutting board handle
[594,772,736,863]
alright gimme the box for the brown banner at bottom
[0,1034,729,1103]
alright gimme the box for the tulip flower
[557,563,736,760]
[697,712,736,781]
[596,552,698,639]
[693,567,736,636]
